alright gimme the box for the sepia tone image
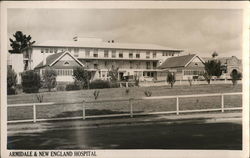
[6,8,243,152]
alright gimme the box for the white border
[1,1,249,158]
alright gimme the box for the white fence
[7,92,242,123]
[139,79,242,87]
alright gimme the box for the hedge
[21,70,41,93]
[89,80,111,89]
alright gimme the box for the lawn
[7,84,242,121]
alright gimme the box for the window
[146,51,150,58]
[153,51,156,58]
[129,52,133,58]
[74,48,79,57]
[64,61,69,66]
[136,52,140,58]
[162,52,171,56]
[104,49,109,58]
[129,61,133,69]
[50,48,54,53]
[153,62,157,69]
[85,61,90,68]
[56,69,73,76]
[146,62,151,69]
[93,49,98,57]
[54,48,58,53]
[68,48,72,52]
[136,62,140,69]
[119,51,123,58]
[45,48,49,53]
[85,49,90,57]
[177,68,182,73]
[94,64,98,69]
[41,49,44,54]
[112,50,116,58]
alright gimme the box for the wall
[9,53,24,84]
[30,46,182,71]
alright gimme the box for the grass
[7,84,242,121]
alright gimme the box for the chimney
[73,36,78,41]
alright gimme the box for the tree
[9,31,35,54]
[7,66,17,95]
[43,68,57,92]
[108,65,119,82]
[212,51,218,58]
[230,70,242,86]
[166,72,176,88]
[73,67,91,89]
[204,60,222,84]
[9,31,36,71]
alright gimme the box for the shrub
[188,77,193,86]
[35,94,44,103]
[108,66,119,82]
[110,82,120,88]
[144,90,152,97]
[7,67,17,95]
[89,80,110,89]
[93,90,100,100]
[65,84,81,91]
[43,68,57,92]
[21,70,41,93]
[230,70,242,86]
[73,67,91,89]
[56,85,66,91]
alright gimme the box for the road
[8,119,242,150]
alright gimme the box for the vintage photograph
[1,2,248,157]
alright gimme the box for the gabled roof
[35,51,84,69]
[158,54,204,69]
[33,40,183,52]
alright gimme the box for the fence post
[176,96,179,115]
[221,94,224,112]
[33,103,36,123]
[82,100,86,120]
[129,98,133,118]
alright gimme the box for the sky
[7,9,243,58]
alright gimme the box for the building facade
[34,51,84,83]
[203,56,242,79]
[158,54,205,80]
[11,37,184,83]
